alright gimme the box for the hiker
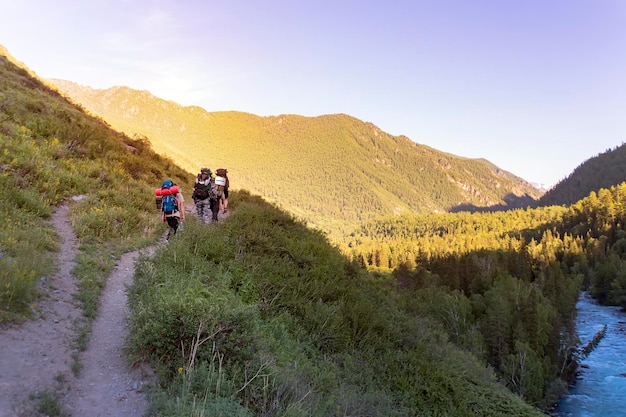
[209,173,221,223]
[159,180,185,240]
[192,168,212,224]
[216,168,229,214]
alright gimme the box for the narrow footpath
[0,203,154,417]
[63,250,154,417]
[0,204,81,417]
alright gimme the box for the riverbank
[556,292,626,416]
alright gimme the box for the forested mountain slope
[50,79,542,237]
[539,142,626,206]
[341,180,626,410]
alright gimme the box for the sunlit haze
[1,0,624,188]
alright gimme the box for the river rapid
[556,292,626,416]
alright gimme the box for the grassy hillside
[127,192,547,416]
[0,48,191,322]
[538,142,626,206]
[49,80,542,238]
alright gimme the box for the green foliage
[31,390,68,417]
[71,245,116,319]
[343,180,626,409]
[0,259,39,321]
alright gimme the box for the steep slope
[50,79,542,236]
[0,44,37,77]
[0,45,191,415]
[538,143,626,206]
[0,49,192,317]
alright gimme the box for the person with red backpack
[157,180,185,240]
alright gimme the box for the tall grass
[0,133,62,321]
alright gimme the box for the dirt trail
[0,204,81,417]
[63,249,155,417]
[0,203,154,417]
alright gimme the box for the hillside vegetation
[1,46,549,415]
[126,180,626,416]
[342,181,626,409]
[127,192,548,417]
[49,79,542,237]
[539,142,626,207]
[2,45,620,416]
[0,48,190,321]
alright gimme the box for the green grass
[31,391,68,417]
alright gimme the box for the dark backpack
[194,179,210,200]
[160,180,178,215]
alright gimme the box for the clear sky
[1,0,624,188]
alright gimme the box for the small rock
[37,276,48,288]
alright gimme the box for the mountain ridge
[539,143,626,206]
[49,78,542,236]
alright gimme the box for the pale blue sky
[1,0,624,188]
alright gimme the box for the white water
[556,292,626,416]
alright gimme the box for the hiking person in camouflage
[208,171,221,223]
[192,168,213,224]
